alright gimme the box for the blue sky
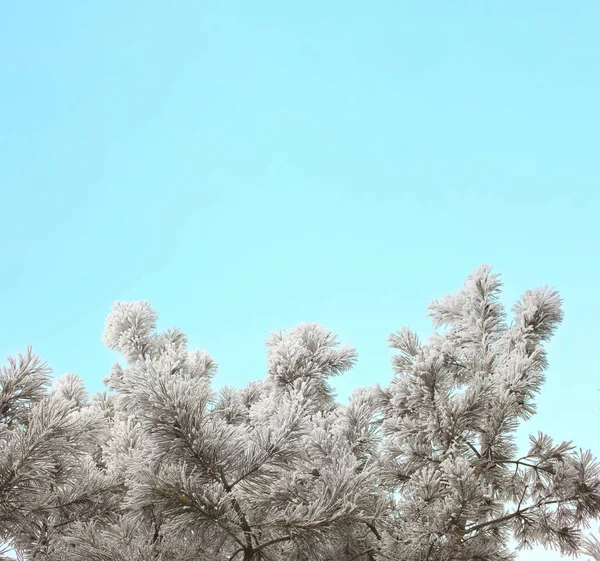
[1,3,599,558]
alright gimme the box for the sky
[1,2,599,559]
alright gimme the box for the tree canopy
[1,265,598,561]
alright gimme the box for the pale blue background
[1,3,599,559]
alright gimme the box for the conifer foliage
[1,266,598,560]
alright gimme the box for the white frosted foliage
[0,266,598,561]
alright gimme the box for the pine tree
[1,266,598,560]
[376,265,600,560]
[0,350,120,560]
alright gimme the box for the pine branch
[220,471,254,550]
[465,495,579,534]
[252,535,292,555]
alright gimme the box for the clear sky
[1,3,599,559]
